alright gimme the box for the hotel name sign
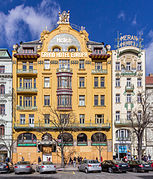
[119,35,139,48]
[41,52,88,58]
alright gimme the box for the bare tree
[130,92,153,161]
[46,108,77,167]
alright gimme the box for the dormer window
[53,47,61,52]
[68,46,76,52]
[94,48,102,54]
[23,47,34,54]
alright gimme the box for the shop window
[91,132,107,144]
[42,133,52,141]
[77,133,87,145]
[17,133,37,145]
[58,133,73,145]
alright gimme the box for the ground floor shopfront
[12,130,113,164]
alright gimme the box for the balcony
[116,137,131,141]
[14,53,40,59]
[89,53,110,59]
[56,68,73,73]
[17,69,37,76]
[57,105,72,110]
[17,88,38,94]
[14,122,110,131]
[91,69,107,74]
[17,106,37,111]
[125,84,134,92]
[114,119,137,127]
[121,71,137,76]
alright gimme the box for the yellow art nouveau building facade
[12,11,112,164]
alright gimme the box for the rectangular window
[29,114,34,124]
[79,95,85,106]
[20,114,25,124]
[138,111,142,120]
[127,111,131,120]
[115,62,120,71]
[23,96,32,107]
[44,95,50,106]
[29,62,33,71]
[58,95,71,107]
[137,78,142,87]
[115,78,120,87]
[0,104,5,115]
[0,66,5,73]
[34,96,36,107]
[44,77,50,88]
[116,94,120,103]
[23,79,32,89]
[0,125,4,136]
[95,62,102,70]
[116,111,120,121]
[79,77,85,87]
[79,60,84,69]
[94,95,98,106]
[126,62,131,71]
[34,78,36,88]
[44,60,50,70]
[100,77,105,87]
[44,114,50,124]
[79,114,85,124]
[59,60,70,69]
[94,77,98,87]
[22,62,27,71]
[0,85,5,94]
[127,78,131,87]
[23,48,34,53]
[20,96,22,106]
[94,48,102,54]
[137,94,141,103]
[95,114,104,124]
[60,114,69,124]
[100,95,105,106]
[127,94,131,103]
[137,62,142,71]
[19,78,22,88]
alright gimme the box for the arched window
[116,129,130,141]
[53,46,61,52]
[58,133,73,145]
[17,133,37,145]
[0,85,5,94]
[68,46,76,52]
[0,125,4,136]
[91,132,107,145]
[77,133,87,145]
[42,133,52,141]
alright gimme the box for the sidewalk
[56,164,79,172]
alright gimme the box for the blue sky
[0,0,153,74]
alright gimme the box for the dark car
[127,160,152,172]
[0,162,14,173]
[101,160,129,173]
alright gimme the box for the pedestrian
[21,156,24,161]
[5,157,10,163]
[48,157,51,162]
[77,156,80,164]
[73,157,76,168]
[69,157,72,165]
[38,156,41,164]
[96,157,98,162]
[148,154,151,161]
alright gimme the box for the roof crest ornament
[57,10,70,24]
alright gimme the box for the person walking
[38,156,41,164]
[73,157,76,168]
[21,156,24,161]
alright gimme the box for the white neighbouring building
[0,49,12,162]
[145,74,153,159]
[112,35,145,159]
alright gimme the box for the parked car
[0,162,14,173]
[127,160,152,172]
[147,160,153,170]
[101,160,129,173]
[78,159,101,173]
[14,161,32,174]
[36,161,56,174]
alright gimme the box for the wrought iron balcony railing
[17,69,37,74]
[14,122,110,130]
[56,68,73,73]
[125,84,134,92]
[91,69,107,74]
[17,88,38,93]
[17,106,37,111]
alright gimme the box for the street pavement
[0,171,153,179]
